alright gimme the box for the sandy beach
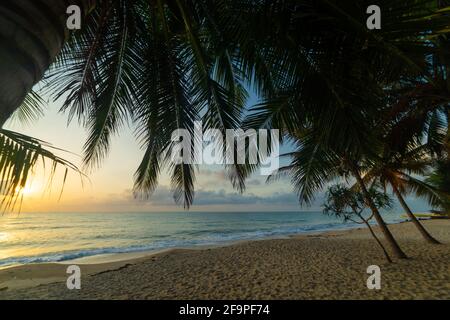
[0,219,448,300]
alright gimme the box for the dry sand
[0,220,448,300]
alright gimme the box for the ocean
[0,211,404,268]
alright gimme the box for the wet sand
[0,220,448,300]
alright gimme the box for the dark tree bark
[0,0,95,126]
[351,165,408,259]
[362,219,393,263]
[391,184,441,244]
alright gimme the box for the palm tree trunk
[391,184,441,244]
[350,165,408,259]
[362,219,393,263]
[0,0,95,126]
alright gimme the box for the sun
[15,185,33,196]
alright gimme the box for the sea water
[0,211,403,268]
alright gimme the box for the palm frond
[0,129,81,212]
[48,0,144,170]
[267,130,341,205]
[9,91,45,126]
[33,0,450,209]
[404,174,448,208]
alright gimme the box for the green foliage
[9,91,45,126]
[263,0,450,209]
[47,0,260,208]
[3,0,449,210]
[323,184,392,222]
[425,159,450,212]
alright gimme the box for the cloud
[246,179,262,186]
[137,186,300,206]
[200,169,226,179]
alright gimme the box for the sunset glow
[15,186,33,196]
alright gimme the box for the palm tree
[363,145,443,244]
[369,21,450,243]
[0,0,449,216]
[0,0,266,207]
[267,134,409,259]
[247,1,450,259]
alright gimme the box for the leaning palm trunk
[349,206,393,263]
[391,184,441,244]
[351,166,408,259]
[0,0,94,126]
[362,219,392,263]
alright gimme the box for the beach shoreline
[0,219,449,299]
[0,225,366,290]
[2,211,398,270]
[0,218,404,276]
[0,216,409,270]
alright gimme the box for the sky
[4,91,432,214]
[4,92,306,213]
